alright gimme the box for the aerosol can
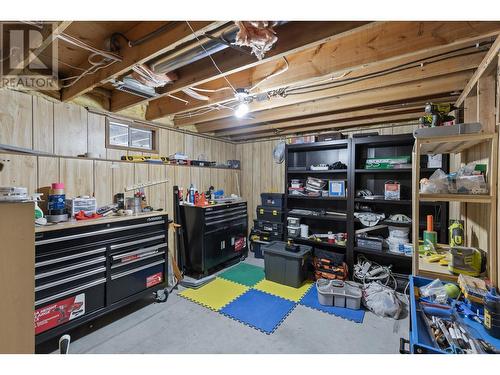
[449,220,464,247]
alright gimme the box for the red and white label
[234,236,246,252]
[34,294,85,334]
[146,272,163,288]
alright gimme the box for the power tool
[419,102,457,127]
[448,246,486,277]
[449,220,464,247]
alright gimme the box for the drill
[419,103,457,127]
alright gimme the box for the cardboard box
[328,180,346,197]
[384,181,400,200]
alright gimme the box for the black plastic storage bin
[263,241,312,287]
[260,193,285,208]
[256,205,285,223]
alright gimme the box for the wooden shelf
[287,195,347,201]
[417,132,495,155]
[353,246,412,260]
[287,169,348,174]
[419,193,493,203]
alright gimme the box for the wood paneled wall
[0,89,239,251]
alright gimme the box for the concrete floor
[37,257,409,354]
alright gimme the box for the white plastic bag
[362,282,404,319]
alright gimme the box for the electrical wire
[189,86,233,93]
[353,254,398,290]
[60,53,116,88]
[171,40,491,121]
[186,21,237,95]
[284,43,491,96]
[249,56,289,92]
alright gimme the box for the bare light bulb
[235,103,249,118]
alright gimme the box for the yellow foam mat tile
[254,279,313,302]
[179,278,249,311]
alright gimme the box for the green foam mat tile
[218,262,265,287]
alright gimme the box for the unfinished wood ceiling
[8,20,500,140]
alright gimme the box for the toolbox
[34,213,168,344]
[260,193,285,208]
[250,228,282,242]
[263,241,312,288]
[256,205,285,223]
[402,276,500,354]
[253,220,284,233]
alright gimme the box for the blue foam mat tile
[299,284,365,323]
[220,289,297,334]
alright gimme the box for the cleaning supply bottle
[188,184,195,203]
[48,182,65,215]
[33,193,44,220]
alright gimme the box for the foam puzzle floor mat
[179,263,365,334]
[179,278,248,311]
[220,289,296,334]
[218,263,265,287]
[254,279,313,302]
[299,284,365,323]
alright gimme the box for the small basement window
[106,118,158,153]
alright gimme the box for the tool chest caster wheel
[155,289,169,303]
[59,334,71,354]
[399,338,410,354]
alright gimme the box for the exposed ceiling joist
[455,33,500,107]
[193,52,484,133]
[216,107,426,137]
[216,95,459,138]
[169,21,500,126]
[196,71,471,134]
[61,21,226,102]
[111,21,371,112]
[230,114,423,141]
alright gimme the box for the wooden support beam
[111,21,371,112]
[61,21,226,102]
[230,115,420,141]
[149,21,500,123]
[215,107,425,137]
[228,112,423,140]
[194,71,472,133]
[178,50,484,129]
[455,34,500,108]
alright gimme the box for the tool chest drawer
[109,260,166,304]
[34,213,169,343]
[35,265,107,301]
[204,204,247,227]
[34,280,106,335]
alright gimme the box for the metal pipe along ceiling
[151,27,239,74]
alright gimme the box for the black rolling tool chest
[180,200,248,278]
[34,213,168,344]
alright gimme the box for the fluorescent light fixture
[235,103,249,118]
